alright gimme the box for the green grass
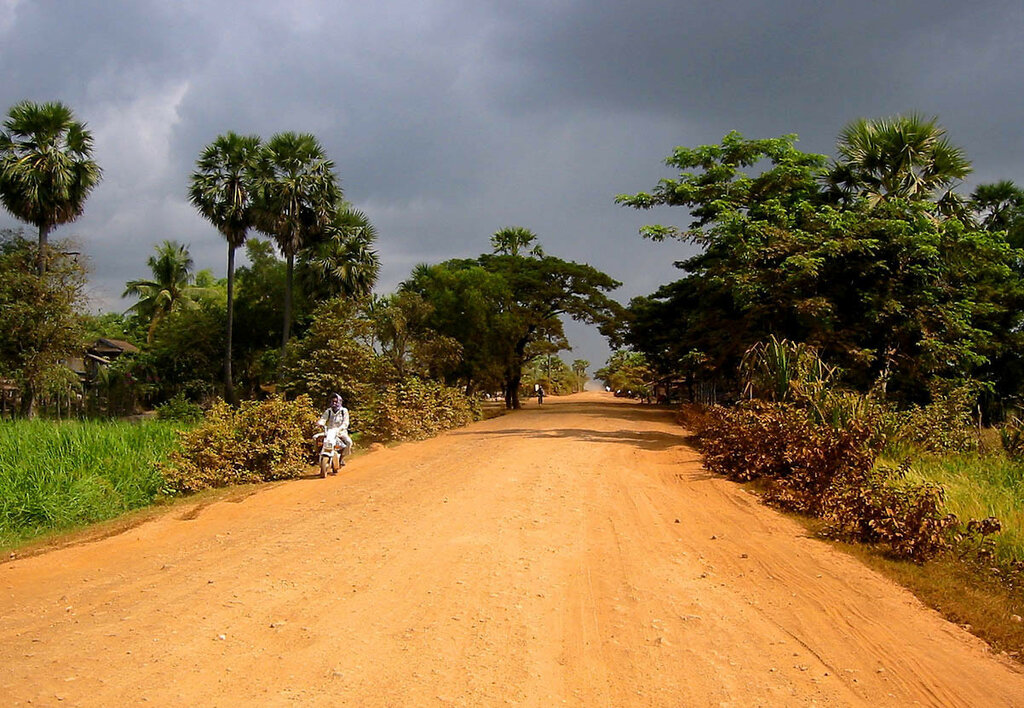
[0,419,181,548]
[894,451,1024,562]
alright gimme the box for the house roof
[91,338,139,355]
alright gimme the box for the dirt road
[2,392,1023,706]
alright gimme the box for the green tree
[402,262,510,392]
[971,180,1024,231]
[525,354,573,395]
[618,131,1022,403]
[363,291,461,380]
[0,230,87,417]
[490,226,543,257]
[298,205,380,302]
[79,311,142,346]
[0,101,102,275]
[123,240,212,343]
[571,358,589,392]
[254,132,341,350]
[970,180,1024,253]
[145,302,228,405]
[232,238,287,394]
[279,297,377,405]
[406,231,622,408]
[595,350,652,396]
[827,114,971,206]
[188,131,262,404]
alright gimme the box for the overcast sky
[3,0,1024,373]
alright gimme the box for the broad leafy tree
[362,291,461,380]
[406,231,622,408]
[595,350,653,396]
[232,238,288,391]
[188,131,262,403]
[618,131,1024,404]
[254,132,341,350]
[0,101,102,274]
[0,229,87,417]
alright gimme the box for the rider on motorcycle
[316,393,352,477]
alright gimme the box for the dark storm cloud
[3,0,1024,368]
[0,1,211,104]
[483,1,1024,153]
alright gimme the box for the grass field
[903,452,1024,563]
[0,419,180,548]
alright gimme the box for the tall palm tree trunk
[282,251,295,352]
[224,243,238,405]
[36,223,50,275]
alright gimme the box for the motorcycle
[313,429,343,478]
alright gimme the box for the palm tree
[0,100,102,274]
[971,180,1024,231]
[299,205,381,302]
[254,132,341,349]
[827,114,971,206]
[123,240,209,343]
[491,226,543,257]
[188,132,262,404]
[571,358,589,393]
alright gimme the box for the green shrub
[156,392,205,423]
[894,383,979,454]
[1000,416,1024,461]
[160,395,318,494]
[357,377,478,443]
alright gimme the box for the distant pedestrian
[537,385,545,405]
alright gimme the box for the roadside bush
[824,461,959,562]
[894,383,979,454]
[1000,416,1024,461]
[357,377,479,443]
[675,403,714,432]
[695,401,970,562]
[155,392,204,423]
[699,401,874,516]
[160,395,318,494]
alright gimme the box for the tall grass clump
[901,454,1024,564]
[0,419,180,547]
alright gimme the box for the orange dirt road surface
[2,392,1023,706]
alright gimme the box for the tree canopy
[0,101,102,274]
[0,229,87,417]
[404,230,622,407]
[618,127,1024,406]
